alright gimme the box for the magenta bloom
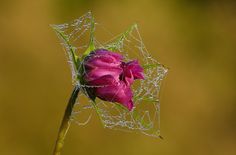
[82,49,144,111]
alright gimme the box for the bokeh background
[1,0,236,154]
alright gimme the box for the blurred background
[0,0,236,154]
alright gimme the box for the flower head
[82,49,144,111]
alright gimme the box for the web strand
[52,11,168,138]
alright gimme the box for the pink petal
[95,49,123,61]
[88,75,117,86]
[125,60,144,79]
[95,81,134,111]
[85,55,122,68]
[84,67,122,82]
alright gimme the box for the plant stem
[53,85,80,155]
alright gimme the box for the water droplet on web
[52,11,168,138]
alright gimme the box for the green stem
[53,86,80,155]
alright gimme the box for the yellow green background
[0,0,236,154]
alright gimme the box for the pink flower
[82,49,144,111]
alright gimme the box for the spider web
[51,11,168,138]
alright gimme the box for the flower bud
[82,49,144,111]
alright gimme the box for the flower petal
[84,67,122,82]
[84,49,123,68]
[125,60,144,80]
[88,75,117,86]
[95,81,134,111]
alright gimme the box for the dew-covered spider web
[51,11,168,138]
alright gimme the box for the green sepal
[78,64,96,102]
[51,24,80,71]
[132,109,152,129]
[82,16,96,58]
[84,87,96,102]
[83,43,95,58]
[105,23,137,52]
